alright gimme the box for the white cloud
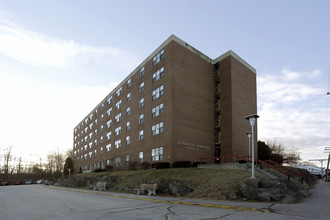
[257,68,328,165]
[0,77,111,163]
[0,20,137,69]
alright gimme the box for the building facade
[72,35,257,173]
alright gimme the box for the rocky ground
[59,168,312,203]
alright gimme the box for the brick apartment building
[72,35,257,173]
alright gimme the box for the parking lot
[0,181,329,219]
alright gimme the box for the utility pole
[325,147,330,182]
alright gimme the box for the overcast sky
[0,0,329,166]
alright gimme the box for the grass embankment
[73,168,263,199]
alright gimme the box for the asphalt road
[0,181,329,220]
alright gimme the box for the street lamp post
[68,169,71,180]
[246,132,252,165]
[244,114,259,179]
[61,169,64,179]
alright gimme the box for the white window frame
[106,144,111,152]
[139,114,144,124]
[139,98,144,109]
[115,139,121,148]
[127,92,131,101]
[116,87,122,97]
[152,146,164,161]
[152,122,164,136]
[139,130,144,140]
[139,152,143,163]
[115,100,122,110]
[106,131,112,140]
[140,66,145,77]
[115,113,122,123]
[139,82,144,93]
[107,96,112,105]
[107,120,112,128]
[152,85,164,100]
[115,126,121,136]
[152,103,164,118]
[152,66,164,83]
[152,49,164,66]
[107,107,112,116]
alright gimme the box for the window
[139,114,144,124]
[102,103,104,109]
[100,136,104,143]
[126,121,130,130]
[106,131,112,140]
[90,113,93,120]
[115,157,121,167]
[100,146,103,153]
[107,96,112,105]
[152,147,164,161]
[126,136,130,145]
[126,155,130,166]
[89,142,92,148]
[107,107,112,116]
[84,145,87,151]
[127,92,131,101]
[101,125,104,131]
[152,66,164,83]
[106,159,111,165]
[115,113,122,122]
[152,122,164,136]
[107,120,112,128]
[116,87,122,97]
[139,152,143,163]
[126,107,131,116]
[139,82,144,93]
[140,66,145,77]
[84,154,87,159]
[115,126,121,136]
[94,129,98,136]
[89,123,93,129]
[84,136,88,142]
[139,98,144,108]
[115,100,122,109]
[94,149,97,156]
[85,127,88,133]
[106,144,111,152]
[95,119,97,125]
[94,139,97,146]
[152,103,164,118]
[101,161,104,169]
[85,118,88,124]
[152,85,164,100]
[153,49,164,66]
[101,114,104,121]
[89,132,93,139]
[115,139,121,148]
[89,152,92,158]
[127,78,131,87]
[139,130,144,140]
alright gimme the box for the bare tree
[3,146,12,180]
[266,140,301,165]
[65,148,73,159]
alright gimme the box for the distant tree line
[0,146,73,181]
